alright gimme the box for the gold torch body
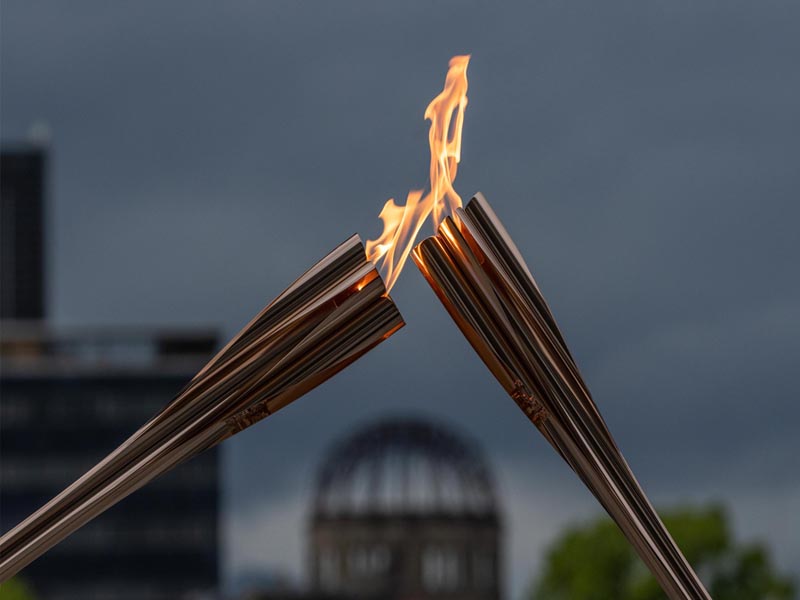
[0,235,404,581]
[413,193,711,600]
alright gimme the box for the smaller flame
[367,55,470,293]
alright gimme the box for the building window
[422,545,460,591]
[472,550,495,590]
[347,544,391,578]
[319,547,341,591]
[0,395,34,426]
[370,545,391,574]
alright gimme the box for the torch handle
[537,415,711,600]
[0,235,404,582]
[414,195,712,599]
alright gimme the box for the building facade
[1,142,221,598]
[0,325,220,600]
[309,418,503,600]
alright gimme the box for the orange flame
[366,55,470,293]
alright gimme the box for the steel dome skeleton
[314,418,497,517]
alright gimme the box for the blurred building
[0,325,221,600]
[1,147,46,320]
[0,144,221,599]
[309,418,502,600]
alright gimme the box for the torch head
[170,234,405,438]
[412,193,591,425]
[413,194,713,600]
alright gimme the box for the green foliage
[529,504,795,600]
[0,578,36,600]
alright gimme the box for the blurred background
[1,2,798,599]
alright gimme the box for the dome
[313,417,498,518]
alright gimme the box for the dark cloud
[3,0,799,594]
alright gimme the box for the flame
[366,55,470,293]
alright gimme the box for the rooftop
[0,321,218,377]
[313,417,499,519]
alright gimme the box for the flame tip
[367,54,471,293]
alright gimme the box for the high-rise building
[1,147,46,320]
[1,141,221,598]
[0,324,220,600]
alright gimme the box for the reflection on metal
[0,235,404,582]
[310,418,501,600]
[413,193,711,600]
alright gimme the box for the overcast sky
[2,1,799,597]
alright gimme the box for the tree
[529,504,795,600]
[0,578,36,600]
